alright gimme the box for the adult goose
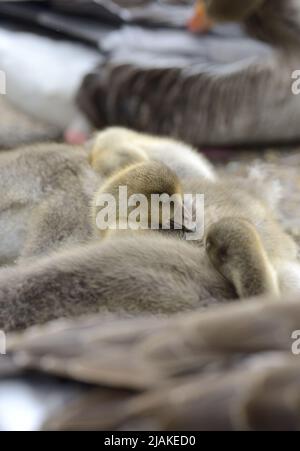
[78,0,300,147]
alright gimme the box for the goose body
[0,143,101,264]
[0,127,214,263]
[0,234,237,332]
[0,136,298,331]
[78,0,300,146]
[185,174,300,296]
[2,297,300,430]
[0,130,299,331]
[91,128,300,296]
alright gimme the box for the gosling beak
[169,219,196,234]
[183,204,197,233]
[187,0,214,33]
[168,205,196,233]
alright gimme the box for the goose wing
[1,297,300,430]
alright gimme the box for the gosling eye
[217,246,228,263]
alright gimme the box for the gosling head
[188,0,265,32]
[88,128,149,178]
[205,217,279,299]
[93,161,193,237]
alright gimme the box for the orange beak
[187,0,214,33]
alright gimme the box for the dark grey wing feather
[1,298,300,430]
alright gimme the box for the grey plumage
[77,0,300,146]
[0,143,101,264]
[0,128,215,264]
[0,173,297,332]
[0,126,213,264]
[0,234,237,332]
[0,128,299,331]
[1,296,300,430]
